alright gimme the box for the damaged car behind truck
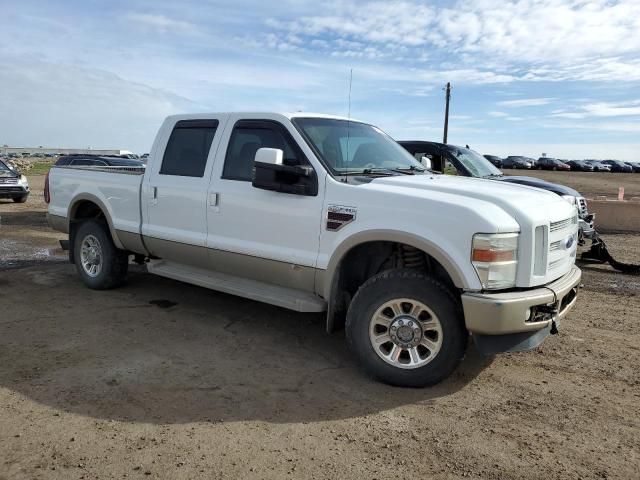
[46,113,581,387]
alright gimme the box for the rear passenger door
[142,118,225,265]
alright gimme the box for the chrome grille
[550,239,563,251]
[549,258,565,270]
[550,216,577,232]
[0,177,18,185]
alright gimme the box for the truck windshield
[293,118,424,176]
[446,146,503,178]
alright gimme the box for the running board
[147,260,327,313]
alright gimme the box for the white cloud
[497,98,555,107]
[0,58,202,152]
[552,100,640,119]
[488,111,508,117]
[123,12,197,33]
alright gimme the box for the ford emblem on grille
[564,235,575,250]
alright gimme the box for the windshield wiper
[483,173,504,178]
[360,167,414,176]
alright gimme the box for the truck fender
[67,193,125,250]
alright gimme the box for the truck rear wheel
[346,269,467,387]
[73,219,128,290]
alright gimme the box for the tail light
[44,171,51,203]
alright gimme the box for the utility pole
[443,82,451,144]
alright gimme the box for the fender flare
[67,193,124,249]
[322,229,470,301]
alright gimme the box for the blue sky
[2,0,640,159]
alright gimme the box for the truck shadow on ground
[0,264,493,425]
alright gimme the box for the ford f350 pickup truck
[46,113,581,387]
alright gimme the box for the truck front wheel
[73,219,128,290]
[346,269,467,387]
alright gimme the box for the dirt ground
[503,169,640,199]
[1,176,639,479]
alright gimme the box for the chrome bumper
[461,266,581,335]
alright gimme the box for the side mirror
[255,147,283,166]
[252,148,317,196]
[420,156,432,170]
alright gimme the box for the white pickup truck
[47,112,581,387]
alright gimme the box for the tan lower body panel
[141,236,317,293]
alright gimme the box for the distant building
[0,146,132,156]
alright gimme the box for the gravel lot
[1,175,639,479]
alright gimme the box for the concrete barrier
[587,198,640,233]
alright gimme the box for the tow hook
[536,304,560,335]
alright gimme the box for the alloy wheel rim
[369,298,443,370]
[80,234,103,277]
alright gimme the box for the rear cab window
[160,120,219,177]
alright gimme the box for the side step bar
[147,260,327,313]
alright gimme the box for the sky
[2,0,640,159]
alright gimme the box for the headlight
[18,175,29,188]
[471,233,518,290]
[562,195,576,205]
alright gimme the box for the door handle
[150,186,158,205]
[209,192,219,207]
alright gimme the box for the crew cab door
[205,116,325,291]
[142,117,226,264]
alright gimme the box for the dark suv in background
[55,155,145,168]
[601,160,633,173]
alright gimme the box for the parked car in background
[0,159,30,203]
[624,162,640,173]
[505,156,537,169]
[537,158,570,171]
[55,155,146,168]
[502,156,533,169]
[483,155,503,168]
[399,141,595,243]
[584,160,611,172]
[601,160,633,173]
[566,160,594,172]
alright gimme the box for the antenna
[345,68,353,183]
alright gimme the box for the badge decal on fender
[327,205,357,231]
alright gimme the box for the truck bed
[48,166,145,237]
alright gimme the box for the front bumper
[461,265,581,336]
[0,186,29,199]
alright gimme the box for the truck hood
[369,174,573,224]
[497,175,580,197]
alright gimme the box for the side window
[443,158,459,176]
[160,120,218,177]
[222,121,302,181]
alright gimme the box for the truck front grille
[0,178,18,185]
[550,216,577,233]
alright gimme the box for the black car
[483,155,503,168]
[398,141,595,243]
[601,160,633,173]
[55,155,145,168]
[624,162,640,173]
[566,160,594,172]
[537,157,570,171]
